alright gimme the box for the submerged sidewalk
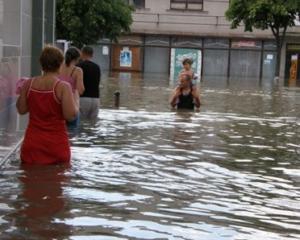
[0,103,26,167]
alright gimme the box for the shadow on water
[0,74,300,239]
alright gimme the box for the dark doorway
[285,44,300,87]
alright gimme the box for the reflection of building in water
[94,0,300,84]
[10,165,71,239]
[0,0,56,162]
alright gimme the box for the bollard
[114,91,120,107]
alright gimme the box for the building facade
[0,0,56,162]
[95,0,300,86]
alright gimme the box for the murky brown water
[0,74,300,240]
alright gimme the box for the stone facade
[0,0,56,163]
[130,0,300,38]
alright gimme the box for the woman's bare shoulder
[74,66,83,74]
[57,79,71,90]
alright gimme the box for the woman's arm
[16,80,31,114]
[58,82,79,121]
[75,67,84,95]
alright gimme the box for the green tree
[56,0,133,48]
[226,0,300,77]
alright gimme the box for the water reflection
[67,108,300,239]
[1,75,300,239]
[0,164,71,239]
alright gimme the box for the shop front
[285,44,300,86]
[96,35,277,85]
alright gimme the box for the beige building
[96,0,300,85]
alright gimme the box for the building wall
[32,0,56,75]
[94,0,300,82]
[131,0,272,38]
[123,0,300,80]
[21,0,33,77]
[0,0,56,162]
[132,0,300,39]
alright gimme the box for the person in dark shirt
[170,74,201,110]
[77,46,101,120]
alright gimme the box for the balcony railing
[132,12,232,27]
[131,12,300,33]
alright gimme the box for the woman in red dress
[16,46,78,164]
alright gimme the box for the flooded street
[1,75,300,239]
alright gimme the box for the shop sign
[264,54,274,65]
[102,46,109,55]
[231,40,259,48]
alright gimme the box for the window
[126,0,145,9]
[170,0,203,11]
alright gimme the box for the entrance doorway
[285,44,300,86]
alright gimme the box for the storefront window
[144,47,170,74]
[230,50,261,80]
[203,49,229,76]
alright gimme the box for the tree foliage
[226,0,300,76]
[56,0,133,47]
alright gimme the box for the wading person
[59,47,84,127]
[170,74,201,110]
[17,46,78,164]
[77,46,101,120]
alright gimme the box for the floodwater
[0,74,300,240]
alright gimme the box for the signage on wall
[120,47,132,68]
[231,40,258,48]
[291,54,298,61]
[170,48,202,81]
[264,54,274,64]
[289,54,298,83]
[102,46,109,55]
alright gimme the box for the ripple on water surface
[59,108,300,240]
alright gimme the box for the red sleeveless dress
[21,78,71,164]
